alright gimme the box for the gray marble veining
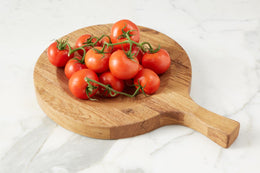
[0,0,260,172]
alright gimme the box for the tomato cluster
[47,19,171,100]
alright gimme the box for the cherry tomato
[75,34,100,56]
[110,19,140,50]
[64,56,87,79]
[109,50,139,80]
[99,36,113,53]
[99,72,124,97]
[100,36,110,45]
[131,46,144,63]
[85,47,111,73]
[142,49,171,74]
[47,41,74,67]
[134,68,160,95]
[69,69,99,99]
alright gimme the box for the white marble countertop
[0,0,260,172]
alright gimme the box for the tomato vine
[66,29,160,64]
[85,77,146,100]
[52,23,164,100]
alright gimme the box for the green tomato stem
[56,39,69,51]
[85,77,141,98]
[66,27,160,64]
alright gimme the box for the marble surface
[0,0,260,172]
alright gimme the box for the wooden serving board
[34,24,240,148]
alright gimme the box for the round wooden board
[34,24,191,139]
[34,24,239,148]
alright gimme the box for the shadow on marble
[0,117,115,173]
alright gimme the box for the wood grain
[34,24,240,148]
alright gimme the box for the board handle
[161,98,240,148]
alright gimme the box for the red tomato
[47,41,74,67]
[64,57,87,79]
[75,34,100,56]
[131,46,144,63]
[85,47,111,73]
[99,36,113,53]
[100,36,110,45]
[142,49,171,74]
[110,19,140,50]
[99,72,124,97]
[109,50,139,80]
[69,69,99,99]
[134,68,160,95]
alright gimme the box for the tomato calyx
[117,24,136,39]
[83,35,97,45]
[133,80,147,96]
[100,84,118,97]
[140,42,161,54]
[121,48,137,62]
[84,77,146,99]
[56,39,69,51]
[85,79,99,101]
[71,56,85,64]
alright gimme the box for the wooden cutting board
[34,24,240,148]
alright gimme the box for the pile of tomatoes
[47,19,171,100]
